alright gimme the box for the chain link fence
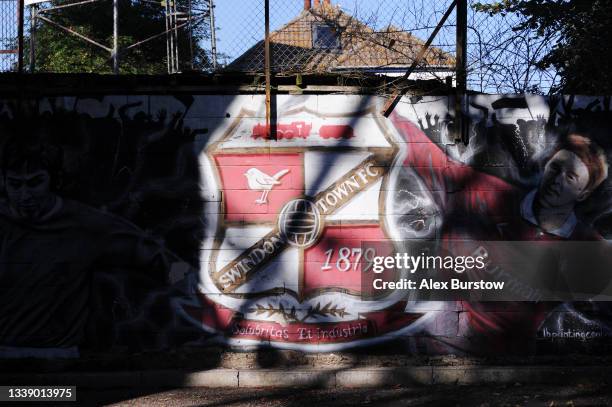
[217,0,456,80]
[0,0,560,93]
[0,0,18,71]
[208,0,558,93]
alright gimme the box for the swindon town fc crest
[181,98,434,350]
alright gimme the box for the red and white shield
[182,98,433,349]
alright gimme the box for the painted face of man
[538,149,591,208]
[5,164,55,221]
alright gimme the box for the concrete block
[238,369,335,388]
[142,369,239,388]
[433,366,519,385]
[429,366,598,385]
[336,367,432,387]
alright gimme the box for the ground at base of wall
[3,347,612,373]
[71,384,612,407]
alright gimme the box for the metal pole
[113,0,119,74]
[264,0,271,138]
[208,0,217,69]
[456,0,467,94]
[17,0,24,72]
[172,0,179,71]
[455,0,467,142]
[164,0,171,73]
[187,0,193,70]
[29,4,37,72]
[167,0,176,72]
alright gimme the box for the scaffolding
[25,0,216,74]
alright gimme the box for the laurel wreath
[253,301,350,323]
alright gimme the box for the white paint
[326,178,382,221]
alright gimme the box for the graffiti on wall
[181,100,433,350]
[1,94,612,357]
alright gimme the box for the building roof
[227,2,455,74]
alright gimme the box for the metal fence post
[208,0,217,70]
[456,0,467,93]
[455,0,467,143]
[17,0,24,72]
[113,0,119,74]
[264,0,271,137]
[29,4,36,72]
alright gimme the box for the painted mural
[0,94,611,358]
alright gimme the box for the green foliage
[472,0,612,94]
[472,0,515,16]
[29,0,208,74]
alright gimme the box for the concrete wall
[1,94,611,357]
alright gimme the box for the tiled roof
[227,3,455,73]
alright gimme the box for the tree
[29,0,209,74]
[473,0,612,94]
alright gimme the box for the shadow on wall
[0,93,388,359]
[0,96,215,355]
[2,93,612,387]
[0,93,413,406]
